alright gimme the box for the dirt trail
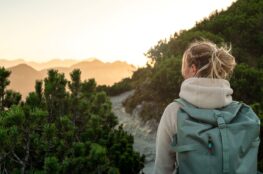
[110,90,156,174]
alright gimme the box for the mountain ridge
[0,58,136,70]
[4,59,136,99]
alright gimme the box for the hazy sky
[0,0,236,67]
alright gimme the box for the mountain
[70,60,135,85]
[0,57,97,70]
[6,59,136,99]
[7,64,43,98]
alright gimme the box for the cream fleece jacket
[153,77,233,174]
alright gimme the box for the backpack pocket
[172,142,214,174]
[237,137,260,174]
[172,144,201,153]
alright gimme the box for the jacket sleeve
[153,102,179,174]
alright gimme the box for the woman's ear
[190,64,197,76]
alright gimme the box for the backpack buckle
[217,117,226,129]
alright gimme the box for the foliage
[0,67,144,174]
[0,67,11,111]
[230,64,263,105]
[3,90,22,108]
[44,69,69,122]
[195,0,263,65]
[97,77,133,96]
[146,30,225,64]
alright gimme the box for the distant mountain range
[0,58,98,70]
[0,58,136,99]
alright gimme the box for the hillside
[6,59,136,98]
[194,0,263,65]
[124,0,263,121]
[121,0,263,170]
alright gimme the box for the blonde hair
[182,41,236,79]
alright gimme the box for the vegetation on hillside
[122,0,263,125]
[119,0,263,170]
[0,67,144,174]
[97,77,133,96]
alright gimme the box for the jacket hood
[179,77,233,109]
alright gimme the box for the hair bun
[182,40,236,79]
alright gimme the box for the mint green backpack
[172,98,261,174]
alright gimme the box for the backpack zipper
[208,135,213,174]
[208,136,213,154]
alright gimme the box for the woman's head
[181,41,236,79]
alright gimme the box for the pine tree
[44,70,68,122]
[68,69,81,126]
[0,67,11,112]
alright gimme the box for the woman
[153,40,260,174]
